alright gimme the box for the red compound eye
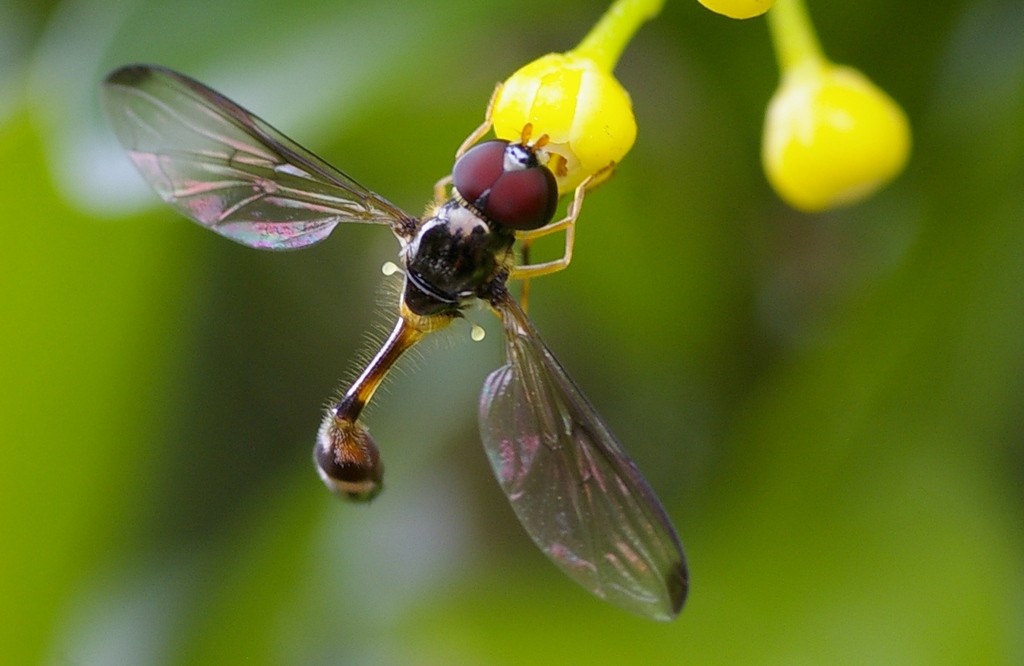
[482,166,558,231]
[452,140,507,207]
[452,139,558,231]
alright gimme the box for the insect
[101,64,687,620]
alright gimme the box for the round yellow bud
[762,63,911,212]
[491,52,637,194]
[697,0,775,19]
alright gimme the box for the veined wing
[101,64,417,249]
[479,291,688,621]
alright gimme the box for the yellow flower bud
[762,63,911,212]
[491,52,637,194]
[698,0,775,20]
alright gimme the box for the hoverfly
[101,64,687,620]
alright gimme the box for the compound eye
[483,165,558,231]
[452,140,508,206]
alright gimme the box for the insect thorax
[401,200,514,317]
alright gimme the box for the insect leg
[455,83,503,159]
[433,174,452,205]
[508,177,590,281]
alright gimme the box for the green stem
[767,0,827,72]
[571,0,665,72]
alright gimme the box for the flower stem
[571,0,665,72]
[767,0,826,72]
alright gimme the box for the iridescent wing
[479,291,688,621]
[101,64,417,249]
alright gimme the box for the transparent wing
[101,64,417,249]
[479,292,688,621]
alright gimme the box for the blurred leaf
[0,114,196,663]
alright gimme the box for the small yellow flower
[763,0,911,211]
[491,52,636,193]
[762,63,911,212]
[698,0,775,20]
[482,0,662,195]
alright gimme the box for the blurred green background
[3,0,1023,663]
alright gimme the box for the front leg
[508,176,590,281]
[455,82,503,159]
[432,174,452,205]
[435,84,505,206]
